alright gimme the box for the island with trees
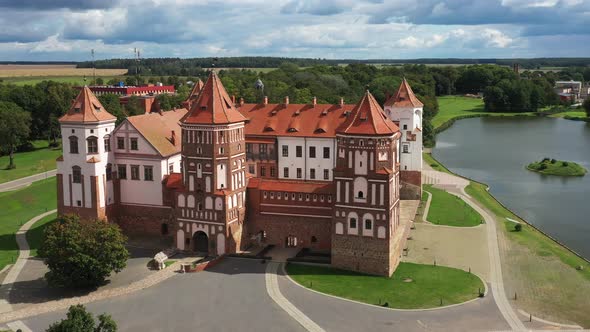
[526,158,587,176]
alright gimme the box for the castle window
[305,194,310,201]
[104,137,111,152]
[270,166,276,177]
[117,137,125,149]
[270,192,275,199]
[248,164,255,174]
[263,191,268,199]
[277,192,282,199]
[296,168,302,179]
[197,147,202,154]
[282,145,288,157]
[219,147,224,154]
[72,166,81,183]
[77,200,82,206]
[69,136,78,154]
[169,163,174,174]
[327,195,332,202]
[144,166,153,181]
[323,169,329,180]
[106,164,112,181]
[402,144,409,153]
[296,146,302,158]
[311,236,317,243]
[246,143,253,154]
[323,147,330,159]
[283,167,289,178]
[403,124,408,130]
[87,136,98,154]
[357,191,364,199]
[259,144,268,159]
[260,166,266,177]
[359,140,364,146]
[349,218,357,229]
[131,165,140,180]
[118,164,127,179]
[313,194,317,201]
[310,168,315,179]
[298,194,303,200]
[291,193,296,200]
[130,137,138,151]
[320,195,324,202]
[309,146,316,158]
[365,219,372,230]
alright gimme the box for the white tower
[56,87,117,220]
[383,79,423,199]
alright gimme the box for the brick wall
[331,235,392,276]
[400,170,422,200]
[246,213,331,250]
[115,204,175,237]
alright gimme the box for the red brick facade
[400,170,422,200]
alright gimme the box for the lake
[433,116,590,259]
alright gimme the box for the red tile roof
[337,90,399,136]
[181,72,247,125]
[384,78,424,108]
[248,178,333,194]
[165,173,184,189]
[238,103,355,138]
[126,108,188,157]
[59,86,117,123]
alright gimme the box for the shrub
[46,304,117,332]
[562,162,569,167]
[514,224,522,232]
[550,159,557,164]
[40,215,129,288]
[542,158,550,163]
[539,164,547,170]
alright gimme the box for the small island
[526,158,587,176]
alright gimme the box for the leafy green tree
[0,101,31,169]
[584,97,590,118]
[95,77,104,85]
[156,93,173,111]
[97,94,125,125]
[40,215,129,288]
[46,304,117,332]
[125,95,144,116]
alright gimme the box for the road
[0,170,56,192]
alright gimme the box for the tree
[97,94,125,124]
[46,304,117,332]
[125,95,144,116]
[40,215,129,288]
[0,101,31,169]
[584,97,590,118]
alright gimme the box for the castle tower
[383,78,423,199]
[56,86,117,220]
[174,72,248,255]
[182,79,204,110]
[331,90,402,276]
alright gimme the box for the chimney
[263,96,268,105]
[171,130,176,146]
[339,97,344,106]
[312,96,317,107]
[240,97,245,106]
[284,96,289,105]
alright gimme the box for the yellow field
[0,65,127,78]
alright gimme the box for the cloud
[0,0,119,11]
[30,35,72,53]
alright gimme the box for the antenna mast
[91,49,95,85]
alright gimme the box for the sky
[0,0,589,61]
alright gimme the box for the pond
[433,116,590,259]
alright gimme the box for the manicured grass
[164,260,177,267]
[286,262,484,309]
[423,152,453,174]
[549,111,587,118]
[0,178,56,271]
[433,96,536,130]
[0,140,61,183]
[424,185,482,227]
[26,212,57,257]
[526,159,587,176]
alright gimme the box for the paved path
[423,169,527,331]
[0,170,56,192]
[0,209,57,313]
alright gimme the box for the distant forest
[73,57,590,76]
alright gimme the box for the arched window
[87,136,98,154]
[72,166,81,183]
[357,191,364,198]
[69,136,78,154]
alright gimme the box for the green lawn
[0,140,61,183]
[26,212,57,257]
[433,96,536,130]
[424,185,483,227]
[287,262,484,309]
[0,178,56,271]
[549,111,588,120]
[526,159,586,176]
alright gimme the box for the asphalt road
[19,258,513,332]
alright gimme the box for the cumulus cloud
[0,0,119,11]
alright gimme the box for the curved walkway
[0,209,57,313]
[0,170,56,193]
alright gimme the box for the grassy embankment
[432,96,536,133]
[26,212,58,257]
[0,140,61,184]
[424,149,590,326]
[0,178,56,271]
[423,184,482,227]
[287,262,484,309]
[526,159,587,176]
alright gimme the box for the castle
[56,72,423,276]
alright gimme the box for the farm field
[0,64,127,78]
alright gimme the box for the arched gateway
[193,231,208,253]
